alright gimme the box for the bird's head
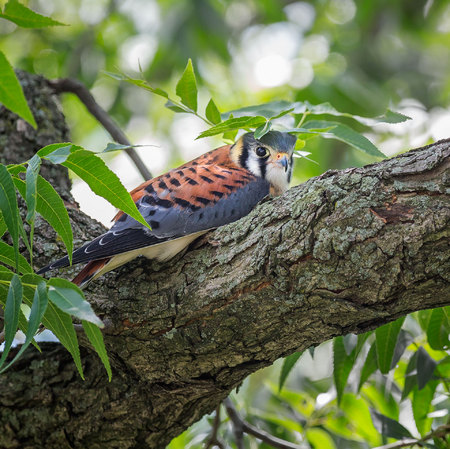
[231,131,297,195]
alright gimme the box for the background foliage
[0,1,449,448]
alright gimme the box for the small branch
[372,424,450,449]
[47,78,153,180]
[224,398,303,449]
[204,406,225,449]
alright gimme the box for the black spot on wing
[186,177,198,185]
[200,175,213,184]
[170,178,181,187]
[195,196,211,206]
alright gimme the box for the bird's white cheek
[265,165,289,195]
[246,156,262,177]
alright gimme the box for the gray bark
[1,71,449,449]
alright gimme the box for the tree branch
[224,398,303,449]
[1,72,449,449]
[47,77,153,180]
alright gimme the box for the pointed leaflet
[0,0,66,27]
[0,164,20,271]
[416,346,437,390]
[13,174,73,264]
[0,241,32,274]
[197,116,267,139]
[254,121,272,139]
[25,154,41,223]
[0,281,48,373]
[370,409,413,439]
[412,381,438,435]
[278,351,303,392]
[41,300,84,379]
[304,120,385,158]
[205,98,222,125]
[0,51,37,128]
[358,343,378,391]
[176,59,198,112]
[333,336,356,405]
[82,320,112,381]
[0,275,22,369]
[61,149,151,230]
[375,317,405,374]
[47,278,103,327]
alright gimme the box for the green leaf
[61,149,151,230]
[117,75,169,98]
[416,346,437,390]
[176,58,198,112]
[25,154,41,223]
[13,174,73,263]
[0,241,32,274]
[427,307,450,350]
[306,428,337,449]
[333,336,356,404]
[82,320,112,381]
[36,142,73,158]
[370,409,413,439]
[165,99,187,113]
[0,281,48,373]
[0,163,20,271]
[42,300,83,378]
[358,343,378,391]
[0,211,6,237]
[278,351,303,392]
[0,51,36,128]
[222,101,294,120]
[402,351,418,401]
[0,274,22,369]
[254,121,272,139]
[304,120,385,157]
[375,317,405,374]
[412,382,438,435]
[0,0,65,27]
[47,278,103,327]
[39,144,74,164]
[197,116,267,139]
[205,98,222,125]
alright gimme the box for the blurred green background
[1,1,449,448]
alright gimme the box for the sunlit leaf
[222,100,294,120]
[0,51,36,128]
[61,149,151,230]
[176,59,198,112]
[370,409,412,439]
[0,274,22,369]
[0,281,48,373]
[278,351,303,392]
[0,163,20,271]
[0,0,66,27]
[306,428,337,449]
[375,317,405,374]
[82,320,112,381]
[25,154,41,223]
[47,278,103,327]
[205,98,221,124]
[412,381,437,435]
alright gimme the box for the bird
[38,131,296,287]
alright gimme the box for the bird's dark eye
[255,146,269,158]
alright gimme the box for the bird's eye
[255,146,269,158]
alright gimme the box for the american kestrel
[38,131,296,287]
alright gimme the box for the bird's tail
[72,258,111,287]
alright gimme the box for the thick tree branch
[1,72,449,449]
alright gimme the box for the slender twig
[224,398,303,449]
[47,78,153,180]
[372,424,450,449]
[204,406,225,449]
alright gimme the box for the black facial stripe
[259,158,266,179]
[239,143,249,170]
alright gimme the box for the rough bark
[0,72,449,449]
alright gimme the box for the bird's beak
[276,153,290,172]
